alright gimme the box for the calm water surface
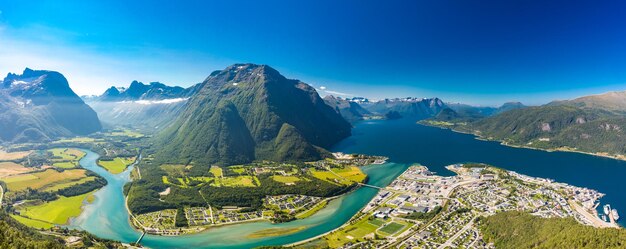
[72,118,626,248]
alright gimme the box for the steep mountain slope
[86,81,201,130]
[363,97,445,119]
[323,95,371,122]
[155,64,351,166]
[0,68,101,143]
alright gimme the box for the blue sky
[1,0,626,105]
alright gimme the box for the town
[298,163,613,248]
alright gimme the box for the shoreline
[419,122,626,162]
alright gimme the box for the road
[437,214,478,249]
[0,184,4,206]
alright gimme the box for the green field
[48,148,85,161]
[107,129,144,138]
[41,176,96,192]
[271,175,301,184]
[52,161,77,169]
[16,192,94,226]
[10,214,53,229]
[98,157,135,174]
[48,148,85,169]
[379,222,405,235]
[324,215,381,247]
[232,167,246,174]
[212,175,258,187]
[3,169,88,192]
[368,218,386,226]
[210,166,223,177]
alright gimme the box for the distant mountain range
[84,81,201,129]
[154,63,352,166]
[425,91,626,158]
[0,68,101,143]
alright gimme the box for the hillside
[423,93,626,157]
[323,95,371,122]
[480,211,626,249]
[549,91,626,115]
[155,63,351,166]
[0,68,101,143]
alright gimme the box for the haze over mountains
[0,68,101,143]
[85,80,201,129]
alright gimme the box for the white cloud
[324,90,352,96]
[132,98,189,105]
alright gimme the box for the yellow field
[212,175,258,187]
[310,166,366,185]
[0,150,32,161]
[210,166,223,177]
[17,192,94,225]
[3,169,87,191]
[271,175,301,184]
[0,162,33,178]
[98,157,135,174]
[55,137,97,143]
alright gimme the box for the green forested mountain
[425,91,626,156]
[323,95,371,122]
[479,211,626,249]
[154,63,351,166]
[0,68,101,143]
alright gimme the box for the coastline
[419,122,626,162]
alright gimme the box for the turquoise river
[71,118,626,248]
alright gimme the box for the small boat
[604,204,611,215]
[612,209,620,221]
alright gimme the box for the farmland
[48,148,86,169]
[0,150,32,161]
[97,157,135,174]
[0,162,34,178]
[15,191,95,226]
[2,169,88,192]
